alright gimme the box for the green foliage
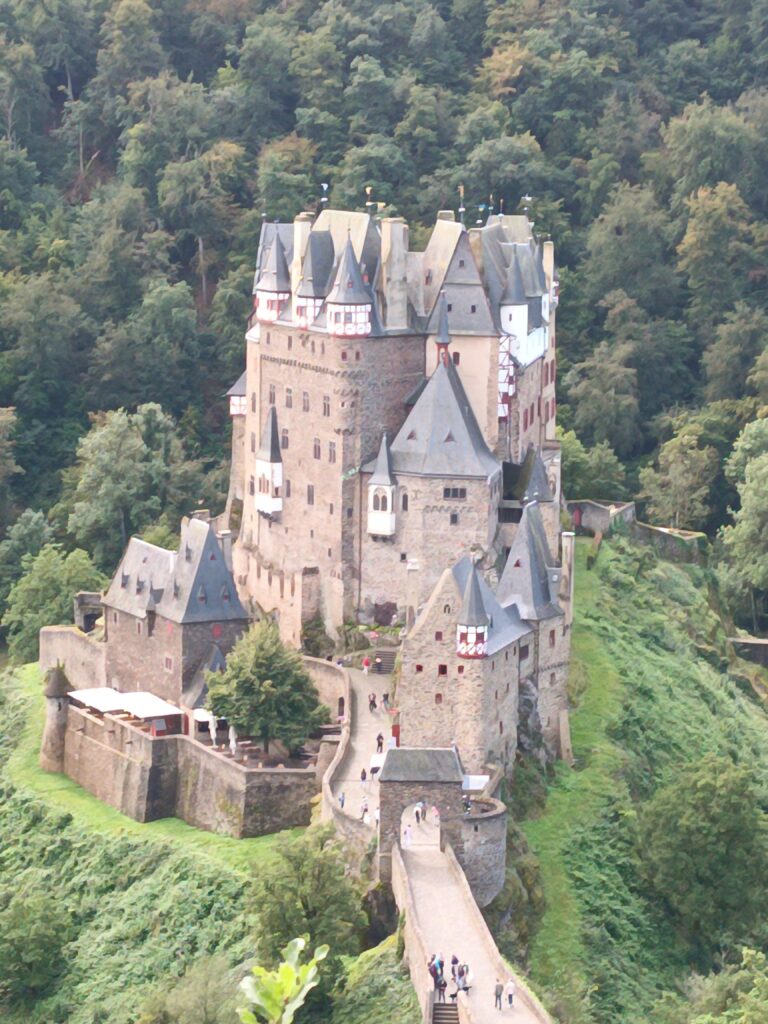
[638,755,768,955]
[0,507,52,619]
[638,431,719,530]
[2,543,105,661]
[208,621,328,751]
[558,427,628,500]
[653,948,768,1024]
[137,955,238,1024]
[239,938,328,1024]
[0,885,72,1001]
[330,936,420,1024]
[251,826,366,1000]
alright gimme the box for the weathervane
[458,184,466,226]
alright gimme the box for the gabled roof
[369,433,394,486]
[257,406,281,464]
[44,663,70,698]
[326,237,372,305]
[523,448,553,503]
[255,232,291,293]
[434,290,450,347]
[297,231,335,299]
[379,747,463,784]
[496,504,561,621]
[500,248,527,305]
[226,371,246,397]
[425,234,495,335]
[458,565,489,627]
[371,357,499,479]
[104,518,248,625]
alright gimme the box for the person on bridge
[450,954,459,980]
[437,978,447,1003]
[505,980,515,1009]
[494,980,503,1010]
[376,732,384,753]
[375,655,383,673]
[362,656,371,675]
[403,823,413,848]
[338,792,345,809]
[368,693,377,712]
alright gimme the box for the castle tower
[367,434,395,537]
[253,406,283,518]
[40,662,70,773]
[254,232,291,323]
[456,565,489,658]
[325,237,372,338]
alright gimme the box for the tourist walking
[505,980,515,1009]
[360,767,367,789]
[362,656,370,675]
[374,805,380,826]
[368,692,377,712]
[338,791,345,809]
[428,956,439,990]
[450,955,459,980]
[403,824,413,849]
[415,806,421,824]
[382,692,389,710]
[494,980,503,1010]
[437,978,447,1003]
[376,732,384,753]
[375,655,383,673]
[360,799,368,821]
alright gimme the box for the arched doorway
[400,800,440,850]
[337,695,345,721]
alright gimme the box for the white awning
[68,687,181,720]
[192,708,212,723]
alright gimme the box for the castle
[226,208,573,769]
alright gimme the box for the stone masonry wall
[460,797,507,907]
[378,778,465,883]
[104,608,183,699]
[534,617,571,750]
[39,626,106,689]
[360,475,498,622]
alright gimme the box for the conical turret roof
[459,565,489,627]
[256,233,291,293]
[501,248,527,305]
[326,237,372,305]
[257,406,282,463]
[369,433,394,486]
[496,504,560,620]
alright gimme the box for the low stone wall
[40,626,106,689]
[443,844,552,1024]
[631,521,708,564]
[567,499,635,536]
[60,706,316,837]
[304,655,348,718]
[391,843,434,1024]
[461,797,507,907]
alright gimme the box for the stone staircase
[373,648,397,673]
[432,1002,458,1024]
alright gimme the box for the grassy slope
[521,537,768,1024]
[331,937,420,1024]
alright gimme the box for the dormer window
[121,573,129,589]
[185,544,192,562]
[173,581,180,598]
[197,585,207,604]
[220,585,230,603]
[407,430,416,440]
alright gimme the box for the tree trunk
[751,587,759,635]
[119,507,127,552]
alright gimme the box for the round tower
[39,662,70,773]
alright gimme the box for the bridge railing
[391,843,435,1024]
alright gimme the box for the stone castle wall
[59,705,316,837]
[40,626,106,689]
[460,797,508,907]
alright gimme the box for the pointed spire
[256,233,291,293]
[257,406,282,463]
[459,565,489,627]
[369,433,394,485]
[326,237,371,305]
[501,247,527,305]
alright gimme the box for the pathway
[404,846,548,1024]
[330,667,391,827]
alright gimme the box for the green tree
[638,430,718,529]
[654,948,768,1024]
[2,543,105,661]
[638,755,768,957]
[0,507,52,618]
[0,886,72,1000]
[721,452,768,624]
[0,38,49,150]
[704,304,768,401]
[138,955,237,1024]
[726,418,768,486]
[251,827,364,1000]
[239,938,328,1024]
[565,340,640,457]
[256,135,316,223]
[558,427,627,499]
[207,621,327,752]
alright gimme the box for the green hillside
[518,537,768,1023]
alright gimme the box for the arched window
[380,492,388,511]
[373,488,388,512]
[401,492,409,512]
[373,492,381,511]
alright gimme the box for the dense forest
[1,0,768,630]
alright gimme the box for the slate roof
[496,504,561,621]
[297,231,335,299]
[434,290,450,347]
[257,406,281,463]
[425,233,495,336]
[458,565,489,627]
[252,222,293,294]
[326,237,372,305]
[500,248,527,305]
[255,232,291,293]
[104,518,248,624]
[502,447,553,503]
[451,556,529,654]
[369,434,394,486]
[226,371,246,397]
[379,746,463,783]
[365,356,499,479]
[523,448,554,503]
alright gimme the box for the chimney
[292,211,314,295]
[380,217,409,331]
[560,531,575,628]
[217,529,233,572]
[543,239,555,289]
[436,210,455,222]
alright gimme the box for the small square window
[341,351,348,361]
[452,352,460,365]
[520,644,529,660]
[435,693,443,705]
[549,629,556,647]
[470,304,476,313]
[435,631,443,641]
[438,664,447,676]
[450,512,459,525]
[459,258,465,268]
[164,656,173,672]
[499,720,504,734]
[458,665,464,675]
[447,303,452,312]
[415,664,423,673]
[400,552,407,562]
[347,507,353,519]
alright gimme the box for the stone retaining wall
[460,797,508,907]
[40,626,106,689]
[391,844,434,1024]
